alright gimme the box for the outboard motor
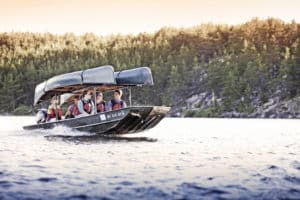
[36,109,47,124]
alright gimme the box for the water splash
[44,125,93,137]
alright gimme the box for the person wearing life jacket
[65,96,80,118]
[46,96,62,122]
[96,92,106,113]
[36,108,47,124]
[77,91,95,116]
[108,89,127,111]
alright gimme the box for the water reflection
[45,134,158,143]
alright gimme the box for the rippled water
[0,116,300,199]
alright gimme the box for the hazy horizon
[1,0,299,35]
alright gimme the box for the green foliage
[184,110,198,117]
[13,104,32,115]
[0,18,299,115]
[184,107,219,118]
[194,101,201,108]
[195,108,218,117]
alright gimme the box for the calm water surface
[0,117,300,199]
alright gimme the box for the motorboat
[23,66,170,134]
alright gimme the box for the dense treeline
[0,18,299,115]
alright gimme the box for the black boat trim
[72,119,121,129]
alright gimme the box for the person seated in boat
[96,92,106,113]
[65,96,80,118]
[77,90,95,116]
[46,96,62,122]
[108,89,127,111]
[36,108,47,124]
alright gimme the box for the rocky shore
[4,93,300,119]
[169,93,300,119]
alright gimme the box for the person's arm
[77,100,88,115]
[65,110,70,117]
[65,105,71,117]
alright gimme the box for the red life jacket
[82,100,92,114]
[47,108,62,121]
[72,104,80,116]
[67,103,80,117]
[111,99,124,110]
[97,101,106,113]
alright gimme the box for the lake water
[0,117,300,199]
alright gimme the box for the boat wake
[51,125,93,136]
[29,125,94,137]
[37,124,158,143]
[45,134,158,143]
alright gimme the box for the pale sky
[0,0,299,35]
